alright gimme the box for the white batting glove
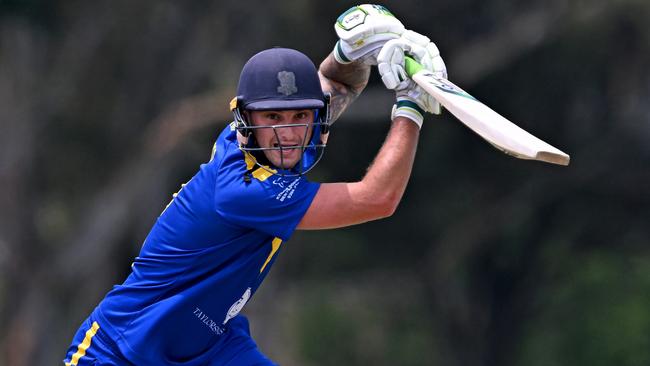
[333,4,405,65]
[377,31,448,127]
[378,30,447,90]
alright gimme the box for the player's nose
[278,124,304,141]
[272,130,293,147]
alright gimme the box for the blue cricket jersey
[92,123,320,365]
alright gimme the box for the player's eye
[265,113,281,121]
[295,111,309,120]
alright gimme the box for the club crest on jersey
[277,71,298,96]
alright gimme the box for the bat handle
[404,56,424,77]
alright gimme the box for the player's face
[249,109,315,169]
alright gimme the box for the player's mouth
[273,142,302,155]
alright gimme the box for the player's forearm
[296,117,419,230]
[318,53,370,123]
[351,117,419,217]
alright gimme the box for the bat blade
[411,70,570,166]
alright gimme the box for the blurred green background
[1,0,649,365]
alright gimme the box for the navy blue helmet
[231,47,331,176]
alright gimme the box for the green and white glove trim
[333,4,405,65]
[392,98,426,129]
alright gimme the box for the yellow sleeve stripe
[260,237,283,273]
[65,321,100,366]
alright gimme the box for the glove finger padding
[377,38,425,90]
[431,52,448,79]
[377,45,408,90]
[378,32,447,117]
[392,30,448,80]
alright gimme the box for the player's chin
[268,151,300,169]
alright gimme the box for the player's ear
[231,96,252,146]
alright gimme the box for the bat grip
[404,56,424,77]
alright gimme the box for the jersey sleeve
[214,164,320,241]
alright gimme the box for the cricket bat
[404,57,570,166]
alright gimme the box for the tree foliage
[1,1,649,365]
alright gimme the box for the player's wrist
[392,99,424,129]
[333,41,352,64]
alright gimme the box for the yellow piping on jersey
[252,167,275,182]
[242,150,277,182]
[260,238,282,273]
[65,321,100,366]
[243,150,256,170]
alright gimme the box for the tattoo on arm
[318,53,371,123]
[319,75,359,123]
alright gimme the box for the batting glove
[333,4,405,65]
[377,31,448,127]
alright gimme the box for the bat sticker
[420,72,477,101]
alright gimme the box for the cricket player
[63,5,447,365]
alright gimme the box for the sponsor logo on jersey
[193,307,225,334]
[275,177,301,202]
[223,287,252,325]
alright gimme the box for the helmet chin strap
[231,97,251,146]
[236,132,249,146]
[317,95,331,145]
[236,128,250,146]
